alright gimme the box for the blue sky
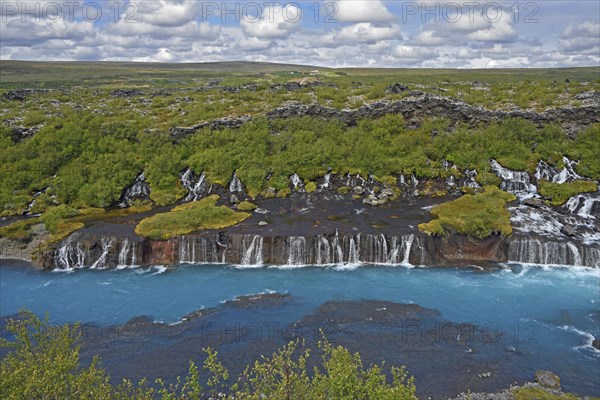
[0,0,598,67]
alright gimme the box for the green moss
[276,188,291,198]
[49,222,84,244]
[419,186,516,239]
[374,175,397,186]
[538,180,598,206]
[512,387,578,400]
[305,181,317,193]
[150,188,184,206]
[337,186,351,195]
[0,218,41,240]
[237,201,257,211]
[135,195,250,240]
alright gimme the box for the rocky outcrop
[42,227,600,271]
[169,93,599,139]
[170,115,252,139]
[266,94,599,132]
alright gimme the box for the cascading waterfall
[535,157,583,184]
[507,238,599,267]
[287,237,308,265]
[90,239,112,269]
[564,193,600,219]
[320,173,332,190]
[401,234,415,265]
[290,174,304,191]
[54,239,88,270]
[241,235,263,265]
[120,173,151,206]
[181,169,207,201]
[229,172,244,193]
[117,239,130,268]
[490,159,537,198]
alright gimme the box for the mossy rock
[305,182,317,193]
[276,188,291,198]
[237,201,257,211]
[337,186,351,195]
[136,195,250,240]
[419,186,516,239]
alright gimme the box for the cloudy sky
[1,0,598,67]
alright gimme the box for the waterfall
[316,235,331,264]
[348,235,360,264]
[401,234,415,265]
[535,157,583,184]
[90,239,112,269]
[290,174,304,190]
[241,235,263,266]
[117,239,130,268]
[287,237,308,265]
[120,173,151,207]
[490,159,537,198]
[181,169,207,201]
[564,193,600,219]
[508,237,598,267]
[411,174,419,187]
[346,173,366,188]
[320,173,332,190]
[54,239,88,270]
[229,172,244,193]
[461,169,481,189]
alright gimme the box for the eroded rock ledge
[170,92,600,139]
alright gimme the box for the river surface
[1,261,599,397]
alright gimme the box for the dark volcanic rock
[111,89,144,98]
[385,83,409,94]
[299,300,440,325]
[2,89,51,101]
[168,93,599,139]
[593,340,600,350]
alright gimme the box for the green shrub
[237,201,257,211]
[419,186,516,239]
[305,181,317,193]
[1,311,418,400]
[538,180,598,206]
[276,188,291,198]
[135,195,249,240]
[41,205,78,234]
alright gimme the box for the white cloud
[241,4,301,39]
[559,20,600,55]
[317,22,401,46]
[334,0,395,23]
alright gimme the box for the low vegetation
[419,186,516,239]
[236,201,257,211]
[135,195,250,240]
[0,311,418,400]
[538,180,598,206]
[1,62,599,220]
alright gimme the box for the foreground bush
[1,311,417,400]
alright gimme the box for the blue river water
[1,261,599,395]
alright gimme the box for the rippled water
[1,261,599,396]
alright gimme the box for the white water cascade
[229,172,244,193]
[490,159,537,199]
[290,174,304,191]
[181,169,207,201]
[241,235,264,266]
[507,238,599,267]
